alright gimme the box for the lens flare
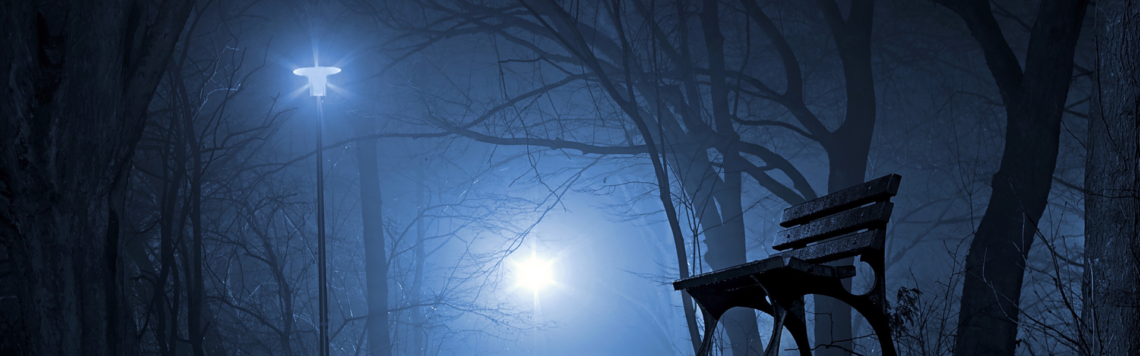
[293,66,341,97]
[517,257,553,291]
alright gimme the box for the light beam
[517,257,553,291]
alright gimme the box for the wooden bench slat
[673,256,788,290]
[672,256,855,291]
[780,174,901,228]
[773,202,893,250]
[771,229,885,264]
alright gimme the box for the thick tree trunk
[939,1,1088,355]
[813,2,877,354]
[0,2,191,355]
[815,138,874,356]
[697,2,768,354]
[1084,1,1140,354]
[354,116,391,356]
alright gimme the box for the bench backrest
[771,174,901,264]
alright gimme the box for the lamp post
[294,65,340,356]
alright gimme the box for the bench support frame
[674,174,901,356]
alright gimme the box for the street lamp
[294,66,341,97]
[517,257,553,291]
[294,65,340,356]
[514,254,553,354]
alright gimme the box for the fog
[2,1,1135,356]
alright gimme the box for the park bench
[673,174,901,356]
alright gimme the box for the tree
[1083,0,1140,354]
[929,0,1090,354]
[0,2,193,355]
[125,4,280,353]
[351,109,392,356]
[362,1,891,353]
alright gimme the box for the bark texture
[1084,0,1140,354]
[0,1,192,355]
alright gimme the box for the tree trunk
[411,169,427,356]
[1084,1,1140,354]
[517,1,740,352]
[938,1,1089,355]
[152,113,187,356]
[184,88,206,356]
[696,2,768,354]
[0,2,191,355]
[354,116,391,356]
[813,1,877,354]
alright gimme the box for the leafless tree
[1,1,192,355]
[354,1,899,353]
[1083,0,1140,354]
[925,1,1090,354]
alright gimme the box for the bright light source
[517,257,553,291]
[293,66,341,97]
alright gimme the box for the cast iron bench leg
[696,310,720,356]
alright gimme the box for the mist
[2,1,1136,356]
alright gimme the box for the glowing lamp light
[517,257,553,291]
[293,66,341,97]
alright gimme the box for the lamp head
[293,66,342,97]
[517,257,553,291]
